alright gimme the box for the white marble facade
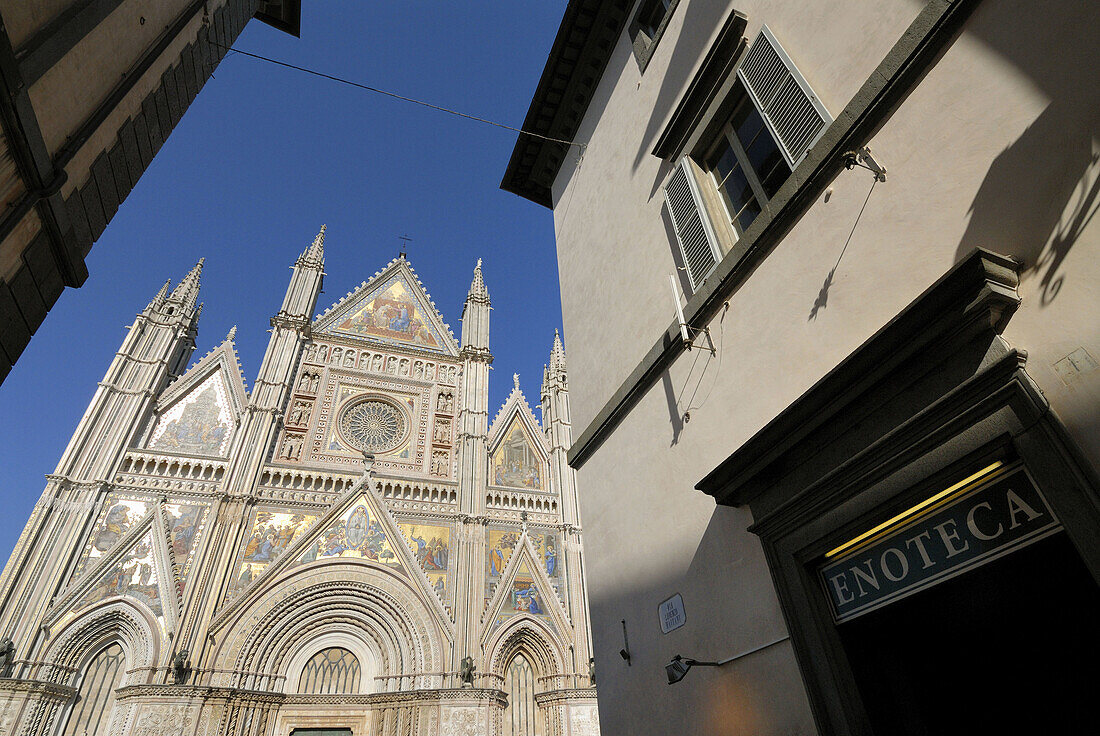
[0,228,598,736]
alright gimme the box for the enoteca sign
[820,466,1060,622]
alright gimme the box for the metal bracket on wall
[843,146,887,182]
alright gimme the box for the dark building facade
[0,0,300,384]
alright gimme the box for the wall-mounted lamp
[665,654,734,684]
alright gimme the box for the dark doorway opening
[838,532,1099,735]
[289,730,353,736]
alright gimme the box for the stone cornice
[501,0,634,206]
[0,677,75,700]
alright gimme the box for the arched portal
[60,642,126,736]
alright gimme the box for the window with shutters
[663,24,831,290]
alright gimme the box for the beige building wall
[517,0,1099,733]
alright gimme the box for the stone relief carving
[132,704,193,736]
[431,449,449,477]
[433,418,452,444]
[441,707,484,736]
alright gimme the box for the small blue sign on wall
[659,593,686,633]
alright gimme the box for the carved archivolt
[485,617,565,680]
[214,563,445,692]
[42,600,161,685]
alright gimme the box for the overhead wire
[206,41,586,151]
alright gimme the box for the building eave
[255,0,302,38]
[500,0,632,208]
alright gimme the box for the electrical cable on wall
[207,41,586,151]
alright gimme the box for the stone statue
[0,638,15,677]
[588,657,596,686]
[459,655,475,687]
[172,649,192,685]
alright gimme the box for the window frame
[628,0,682,72]
[698,86,791,241]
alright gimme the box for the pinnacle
[549,328,567,373]
[298,224,326,267]
[168,259,204,310]
[148,278,171,309]
[467,257,489,301]
[225,325,237,342]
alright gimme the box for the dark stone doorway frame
[697,249,1100,735]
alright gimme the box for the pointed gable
[313,258,459,355]
[489,378,550,490]
[214,472,455,635]
[482,530,571,641]
[145,338,246,458]
[295,493,405,570]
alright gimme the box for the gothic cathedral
[0,227,600,736]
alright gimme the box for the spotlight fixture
[665,654,731,685]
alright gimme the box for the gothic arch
[43,599,161,683]
[37,601,161,736]
[486,617,566,681]
[214,561,445,692]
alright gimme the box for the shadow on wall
[955,0,1100,304]
[584,503,812,734]
[632,1,733,175]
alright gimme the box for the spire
[168,258,204,310]
[468,258,489,302]
[225,325,237,342]
[549,329,567,375]
[298,224,326,268]
[148,278,171,309]
[513,372,521,392]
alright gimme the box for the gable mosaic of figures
[0,228,598,736]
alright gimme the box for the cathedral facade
[0,227,599,736]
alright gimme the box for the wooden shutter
[738,25,832,167]
[664,158,721,290]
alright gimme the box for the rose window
[338,398,407,453]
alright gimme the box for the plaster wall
[551,0,1100,733]
[26,0,195,155]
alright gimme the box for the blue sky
[0,2,567,559]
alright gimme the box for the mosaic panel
[399,521,450,600]
[76,496,154,576]
[491,418,544,489]
[229,511,317,594]
[330,273,445,349]
[165,502,208,591]
[148,372,234,456]
[296,495,404,572]
[78,530,162,617]
[489,559,552,635]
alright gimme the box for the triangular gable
[313,258,459,356]
[488,385,550,491]
[49,507,178,633]
[212,472,454,635]
[144,340,246,458]
[482,530,570,643]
